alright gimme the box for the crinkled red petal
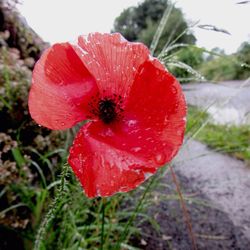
[125,58,187,159]
[72,33,149,99]
[68,122,156,198]
[29,43,98,130]
[68,58,186,198]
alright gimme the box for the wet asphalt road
[175,80,250,239]
[175,139,250,239]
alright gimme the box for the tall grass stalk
[100,198,106,250]
[170,166,197,250]
[115,175,157,249]
[150,2,174,55]
[34,163,69,250]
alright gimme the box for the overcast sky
[17,0,250,54]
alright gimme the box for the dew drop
[171,86,177,94]
[154,153,166,165]
[61,122,65,126]
[127,119,137,127]
[131,147,141,153]
[101,128,114,137]
[177,130,182,136]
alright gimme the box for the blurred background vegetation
[113,0,250,82]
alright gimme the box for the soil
[134,171,250,250]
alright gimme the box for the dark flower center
[98,98,117,124]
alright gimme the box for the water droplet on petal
[102,128,114,137]
[127,119,137,127]
[177,130,182,136]
[154,153,166,165]
[171,86,177,94]
[131,147,141,153]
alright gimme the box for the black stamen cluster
[87,93,124,124]
[98,98,117,124]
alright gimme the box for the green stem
[100,198,106,250]
[114,176,156,250]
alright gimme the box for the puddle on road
[208,106,250,125]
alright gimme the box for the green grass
[187,106,250,165]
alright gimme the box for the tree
[199,55,239,81]
[206,47,225,61]
[236,41,250,79]
[113,0,196,55]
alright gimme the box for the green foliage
[199,41,250,82]
[113,0,196,55]
[186,106,209,134]
[199,55,240,81]
[169,46,204,79]
[236,41,250,79]
[33,166,163,250]
[187,106,250,165]
[198,124,250,164]
[205,47,226,61]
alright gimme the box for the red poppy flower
[29,33,186,198]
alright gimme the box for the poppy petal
[125,58,186,157]
[68,121,158,198]
[72,33,149,99]
[29,43,98,130]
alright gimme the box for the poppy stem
[100,197,106,250]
